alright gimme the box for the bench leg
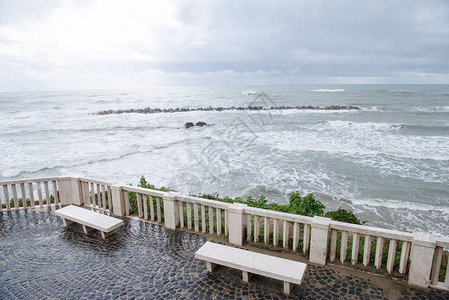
[242,271,252,283]
[62,218,73,227]
[206,262,216,273]
[101,231,115,239]
[283,282,293,295]
[82,225,94,234]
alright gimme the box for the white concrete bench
[55,205,124,239]
[195,242,307,294]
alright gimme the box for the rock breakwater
[97,105,360,115]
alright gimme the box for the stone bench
[195,242,307,294]
[55,205,124,239]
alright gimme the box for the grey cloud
[0,0,449,91]
[173,1,449,70]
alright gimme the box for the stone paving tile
[0,208,448,299]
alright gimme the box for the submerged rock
[185,121,208,128]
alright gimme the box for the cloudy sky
[0,0,448,91]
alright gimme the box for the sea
[1,85,448,236]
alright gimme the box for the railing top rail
[243,206,314,224]
[122,185,168,198]
[176,194,231,209]
[0,177,61,185]
[80,177,114,186]
[436,238,449,248]
[330,221,414,241]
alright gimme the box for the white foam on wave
[274,143,380,156]
[310,89,345,92]
[1,168,22,178]
[350,197,449,214]
[258,122,449,165]
[323,120,403,131]
[360,106,382,112]
[410,106,449,113]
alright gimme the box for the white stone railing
[242,206,313,252]
[174,193,231,237]
[430,238,449,291]
[80,177,114,213]
[328,221,414,274]
[121,185,166,223]
[1,177,61,210]
[1,175,448,292]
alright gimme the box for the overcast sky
[0,0,448,91]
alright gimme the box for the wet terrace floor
[1,208,448,299]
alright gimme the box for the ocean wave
[1,124,169,136]
[320,119,448,135]
[402,124,449,132]
[275,143,449,162]
[350,198,449,214]
[274,144,381,156]
[391,90,415,95]
[359,106,383,112]
[0,150,149,178]
[263,126,449,163]
[312,192,449,214]
[323,120,403,131]
[0,134,199,179]
[410,106,449,113]
[310,89,345,92]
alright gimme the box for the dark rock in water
[185,122,194,129]
[195,122,208,127]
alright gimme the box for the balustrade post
[228,203,247,246]
[408,232,436,288]
[57,176,83,206]
[309,216,332,265]
[110,185,125,216]
[163,192,180,229]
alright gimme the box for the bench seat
[55,205,124,239]
[195,242,307,294]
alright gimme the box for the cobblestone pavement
[1,208,448,299]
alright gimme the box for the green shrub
[287,192,325,217]
[126,176,167,214]
[138,176,167,192]
[325,208,362,224]
[130,176,362,226]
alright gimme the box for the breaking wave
[310,89,345,92]
[323,120,404,131]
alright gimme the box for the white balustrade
[175,195,230,237]
[80,178,114,213]
[430,238,449,291]
[243,207,313,253]
[329,221,413,276]
[1,177,61,210]
[121,185,166,223]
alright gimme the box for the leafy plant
[325,208,362,224]
[131,176,362,226]
[138,176,167,192]
[287,192,325,217]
